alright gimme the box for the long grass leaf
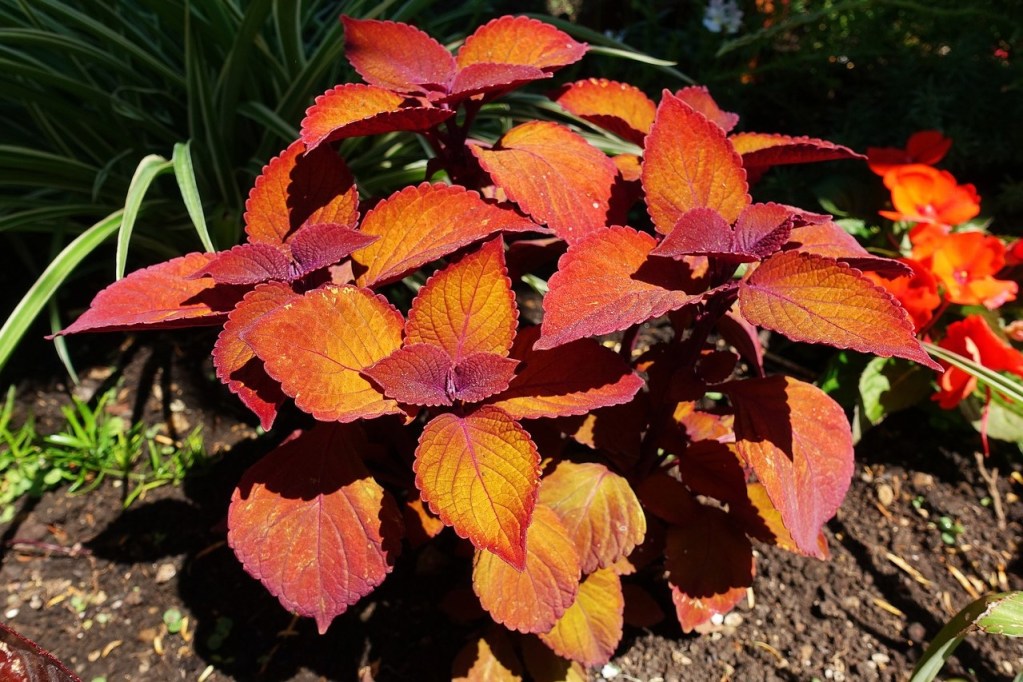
[116,155,174,280]
[923,342,1023,404]
[171,141,215,252]
[0,211,123,374]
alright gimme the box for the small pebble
[154,563,177,584]
[906,622,927,642]
[877,483,894,507]
[871,653,890,665]
[600,663,621,679]
[4,608,18,619]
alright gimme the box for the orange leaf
[341,16,455,94]
[353,183,538,287]
[405,238,517,359]
[554,78,656,145]
[243,285,405,422]
[472,505,580,633]
[642,91,750,234]
[456,16,586,73]
[243,140,359,245]
[213,282,299,430]
[520,636,589,682]
[731,482,829,557]
[539,568,624,667]
[725,376,853,557]
[227,424,402,634]
[674,85,739,133]
[452,628,524,682]
[58,252,243,335]
[538,461,646,574]
[415,406,541,568]
[472,121,616,243]
[491,326,643,420]
[729,132,864,174]
[537,227,705,349]
[664,505,753,632]
[670,583,748,634]
[300,83,453,151]
[787,222,913,278]
[738,251,940,368]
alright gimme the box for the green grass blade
[48,297,78,384]
[911,592,1023,682]
[0,211,123,374]
[171,141,215,252]
[116,155,174,280]
[923,342,1023,404]
[237,101,299,143]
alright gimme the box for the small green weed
[0,385,210,521]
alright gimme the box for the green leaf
[911,592,1023,682]
[172,141,215,252]
[960,395,1023,445]
[116,154,174,279]
[857,356,933,428]
[0,211,123,374]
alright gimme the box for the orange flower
[867,130,952,176]
[934,315,1023,409]
[863,258,940,332]
[911,229,1018,309]
[879,164,980,227]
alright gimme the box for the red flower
[935,315,1023,409]
[880,164,980,227]
[911,228,1018,309]
[863,258,940,332]
[867,131,952,176]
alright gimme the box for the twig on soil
[4,538,92,557]
[974,451,1007,530]
[947,565,982,599]
[885,551,933,587]
[872,596,905,618]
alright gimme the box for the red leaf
[415,406,541,568]
[196,243,292,284]
[787,222,913,278]
[341,16,455,94]
[213,282,299,430]
[405,238,517,359]
[674,85,739,133]
[456,16,586,74]
[451,352,520,403]
[554,78,656,146]
[472,505,580,633]
[59,253,242,335]
[0,621,81,682]
[538,460,646,574]
[363,343,455,407]
[676,440,748,506]
[288,223,378,275]
[472,122,616,243]
[729,132,864,175]
[446,63,549,102]
[539,568,624,667]
[243,285,405,422]
[725,376,854,557]
[664,506,753,631]
[537,227,705,349]
[490,326,644,419]
[244,140,359,245]
[642,91,750,234]
[649,208,735,260]
[717,308,765,376]
[738,251,940,368]
[301,83,454,151]
[228,424,402,634]
[353,183,538,287]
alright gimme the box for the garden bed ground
[2,340,1023,682]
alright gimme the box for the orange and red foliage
[935,315,1023,409]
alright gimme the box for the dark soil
[3,340,1023,682]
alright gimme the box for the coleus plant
[57,14,941,677]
